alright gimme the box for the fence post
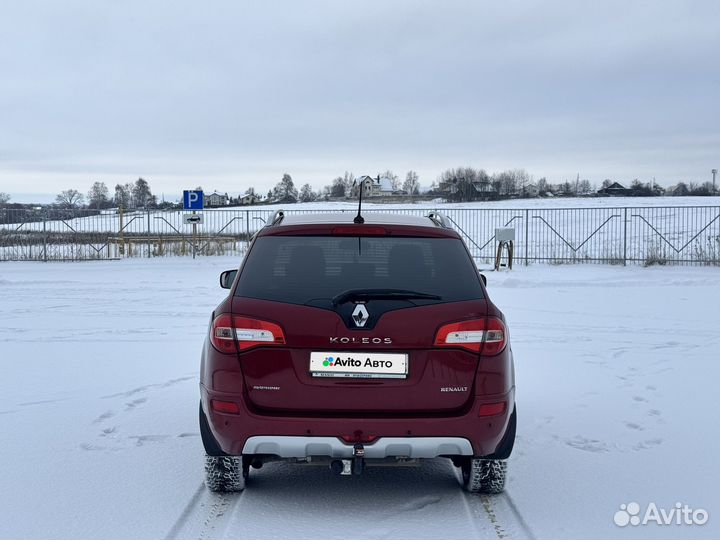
[524,209,529,266]
[245,210,250,252]
[147,210,151,258]
[623,207,628,266]
[119,207,124,257]
[192,210,197,260]
[42,214,48,262]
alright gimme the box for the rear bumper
[201,385,514,457]
[243,436,473,458]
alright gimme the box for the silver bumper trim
[241,436,473,458]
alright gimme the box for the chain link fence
[1,205,719,265]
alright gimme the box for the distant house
[352,175,398,197]
[239,192,259,205]
[438,178,459,195]
[472,180,499,198]
[651,184,666,196]
[667,184,689,196]
[353,175,374,197]
[439,178,498,200]
[206,191,229,207]
[523,183,540,197]
[597,182,628,196]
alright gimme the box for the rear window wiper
[332,288,441,306]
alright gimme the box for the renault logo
[351,304,370,327]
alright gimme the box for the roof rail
[268,210,285,226]
[427,210,450,228]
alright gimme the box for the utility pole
[713,169,717,193]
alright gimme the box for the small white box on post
[494,228,515,270]
[495,228,515,242]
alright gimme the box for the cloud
[1,0,718,196]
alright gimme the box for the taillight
[210,314,286,353]
[434,317,507,355]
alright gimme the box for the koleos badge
[351,304,370,327]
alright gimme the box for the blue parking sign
[183,190,204,210]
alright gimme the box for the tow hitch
[353,443,365,475]
[330,443,366,476]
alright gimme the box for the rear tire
[462,458,507,494]
[205,455,246,492]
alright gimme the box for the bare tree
[513,169,530,195]
[577,179,592,195]
[55,189,84,208]
[87,181,110,209]
[403,171,420,195]
[493,171,517,196]
[536,177,548,195]
[114,184,131,208]
[342,171,355,196]
[330,177,346,197]
[0,192,10,206]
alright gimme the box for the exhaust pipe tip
[330,459,344,475]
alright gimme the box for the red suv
[199,211,516,493]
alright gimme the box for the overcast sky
[1,0,719,201]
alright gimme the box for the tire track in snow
[453,465,535,540]
[165,483,245,540]
[480,495,508,538]
[499,491,535,540]
[197,493,235,540]
[165,483,205,540]
[227,460,528,539]
[167,461,535,539]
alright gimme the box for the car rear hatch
[230,231,488,415]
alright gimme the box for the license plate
[309,352,408,379]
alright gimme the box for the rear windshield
[235,235,484,305]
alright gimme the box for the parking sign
[183,190,204,210]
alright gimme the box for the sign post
[183,190,204,259]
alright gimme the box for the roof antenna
[353,178,365,224]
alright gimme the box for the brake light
[434,317,507,355]
[210,314,286,353]
[332,226,388,236]
[340,434,378,444]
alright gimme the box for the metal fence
[1,205,719,265]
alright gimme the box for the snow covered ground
[0,258,718,539]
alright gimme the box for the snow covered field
[1,258,719,539]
